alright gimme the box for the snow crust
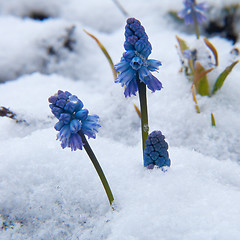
[0,0,240,239]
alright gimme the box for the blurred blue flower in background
[144,131,171,169]
[49,90,100,151]
[114,17,162,97]
[178,0,208,25]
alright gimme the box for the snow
[0,0,240,239]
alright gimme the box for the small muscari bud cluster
[144,131,171,169]
[48,90,100,151]
[114,17,162,97]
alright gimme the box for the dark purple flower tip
[57,90,64,95]
[48,96,58,104]
[124,18,152,54]
[130,21,141,32]
[57,93,68,100]
[56,99,66,109]
[127,17,137,25]
[57,90,72,100]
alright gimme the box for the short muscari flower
[144,131,171,169]
[48,90,100,151]
[178,0,208,25]
[114,17,162,97]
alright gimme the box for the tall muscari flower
[178,0,208,25]
[114,17,162,97]
[48,90,100,151]
[144,131,171,169]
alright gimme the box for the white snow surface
[0,0,240,239]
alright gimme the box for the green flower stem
[137,78,149,158]
[79,132,114,206]
[112,0,129,17]
[193,13,200,39]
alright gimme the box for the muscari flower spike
[48,90,101,151]
[144,131,171,170]
[178,0,208,25]
[49,90,114,206]
[114,17,162,97]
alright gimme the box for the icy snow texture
[0,0,240,239]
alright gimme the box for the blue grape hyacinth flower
[114,17,162,97]
[144,131,171,169]
[178,0,208,25]
[48,90,114,206]
[48,90,101,151]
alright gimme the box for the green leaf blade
[176,35,189,54]
[83,29,118,80]
[212,60,239,95]
[211,113,216,127]
[194,62,212,96]
[203,37,219,66]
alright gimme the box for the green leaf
[203,37,219,66]
[134,104,141,118]
[191,84,200,113]
[176,35,195,77]
[194,62,213,96]
[169,11,184,23]
[176,35,189,54]
[212,60,239,95]
[83,29,118,80]
[211,113,216,127]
